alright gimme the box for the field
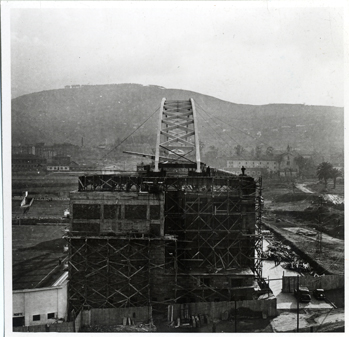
[11,172,75,290]
[12,225,67,290]
[262,179,344,275]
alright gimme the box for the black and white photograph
[2,0,347,334]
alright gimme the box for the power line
[195,102,285,159]
[195,102,257,142]
[98,105,160,162]
[195,105,252,161]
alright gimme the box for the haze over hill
[12,83,344,161]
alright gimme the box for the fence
[282,274,344,293]
[81,306,151,326]
[13,321,74,332]
[169,298,277,322]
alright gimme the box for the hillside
[12,84,344,163]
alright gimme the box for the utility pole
[234,300,237,332]
[316,197,323,253]
[296,275,299,332]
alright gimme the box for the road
[262,240,332,310]
[295,183,314,194]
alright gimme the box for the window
[33,315,40,321]
[47,313,55,319]
[231,278,243,287]
[73,204,101,219]
[104,205,119,219]
[287,161,290,166]
[150,205,160,219]
[125,205,147,219]
[200,277,210,287]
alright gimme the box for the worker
[207,166,211,177]
[240,166,246,176]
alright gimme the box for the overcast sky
[8,1,345,106]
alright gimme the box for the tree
[266,146,274,157]
[331,168,342,189]
[235,144,244,156]
[255,145,262,159]
[316,162,333,188]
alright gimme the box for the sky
[7,1,346,106]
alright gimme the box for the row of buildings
[12,143,80,159]
[12,154,78,172]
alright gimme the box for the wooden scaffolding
[66,174,263,316]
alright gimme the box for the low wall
[81,306,151,326]
[13,321,74,332]
[171,299,277,321]
[282,275,344,293]
[74,310,82,332]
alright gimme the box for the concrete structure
[64,99,263,326]
[65,172,263,322]
[13,272,68,327]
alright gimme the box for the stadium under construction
[64,99,264,323]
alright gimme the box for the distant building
[12,154,47,172]
[226,146,300,177]
[46,156,76,171]
[226,156,278,176]
[12,143,79,160]
[276,146,299,177]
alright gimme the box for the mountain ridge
[11,83,344,159]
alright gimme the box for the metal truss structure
[154,99,201,172]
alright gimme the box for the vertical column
[154,98,166,172]
[190,98,201,173]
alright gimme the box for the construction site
[12,98,344,333]
[63,99,265,329]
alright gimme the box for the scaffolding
[66,236,178,315]
[66,174,263,316]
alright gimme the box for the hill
[11,83,344,164]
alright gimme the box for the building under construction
[65,99,263,321]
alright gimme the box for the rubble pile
[262,238,311,273]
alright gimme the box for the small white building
[46,165,70,171]
[13,272,68,327]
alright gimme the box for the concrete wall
[171,299,277,320]
[13,322,75,332]
[282,275,344,293]
[70,191,164,236]
[13,280,68,326]
[81,306,151,326]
